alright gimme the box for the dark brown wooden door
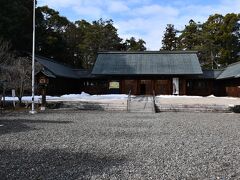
[155,80,171,95]
[140,80,153,95]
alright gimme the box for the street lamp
[29,0,36,114]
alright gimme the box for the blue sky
[38,0,240,50]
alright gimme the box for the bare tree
[0,38,41,103]
[3,57,32,103]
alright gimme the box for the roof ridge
[98,51,198,54]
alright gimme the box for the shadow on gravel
[0,119,72,135]
[0,148,126,179]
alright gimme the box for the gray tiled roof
[35,56,100,79]
[217,61,240,79]
[35,56,79,79]
[92,51,203,75]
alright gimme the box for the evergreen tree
[0,0,33,51]
[75,19,123,68]
[178,20,202,50]
[161,24,178,51]
[177,13,240,68]
[201,13,240,67]
[124,37,146,51]
[0,0,146,68]
[219,13,240,65]
[36,6,72,64]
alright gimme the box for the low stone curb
[155,103,232,113]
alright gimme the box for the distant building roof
[92,51,203,75]
[217,61,240,79]
[35,56,98,80]
[201,69,223,79]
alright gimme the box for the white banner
[172,78,179,95]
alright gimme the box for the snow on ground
[156,95,240,106]
[1,92,130,103]
[157,95,239,100]
[1,92,239,105]
[60,92,129,100]
[3,96,59,103]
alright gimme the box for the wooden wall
[121,80,138,95]
[226,86,240,97]
[121,79,175,95]
[186,79,214,96]
[154,80,172,95]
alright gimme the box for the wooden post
[41,87,46,110]
[39,76,49,111]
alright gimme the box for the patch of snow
[58,92,129,101]
[4,97,19,101]
[1,92,130,103]
[157,95,204,98]
[207,95,216,98]
[60,92,90,98]
[92,94,129,100]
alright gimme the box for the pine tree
[161,24,178,51]
[124,37,146,51]
[178,20,202,50]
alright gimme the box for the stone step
[155,103,231,113]
[46,97,233,113]
[129,110,155,113]
[47,101,127,111]
[128,96,156,113]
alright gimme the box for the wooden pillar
[152,80,155,95]
[180,79,186,95]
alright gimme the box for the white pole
[30,0,36,114]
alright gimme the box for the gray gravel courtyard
[0,110,240,179]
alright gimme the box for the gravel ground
[0,110,240,179]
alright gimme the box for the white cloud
[72,6,103,19]
[107,1,130,13]
[37,0,240,50]
[132,5,179,17]
[38,0,76,8]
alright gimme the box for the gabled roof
[35,56,79,79]
[217,61,240,79]
[92,51,203,75]
[35,55,102,79]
